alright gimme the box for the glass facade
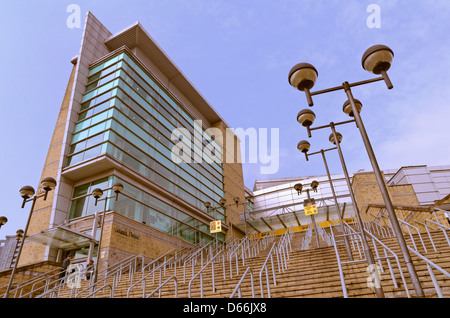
[69,176,223,244]
[66,51,226,244]
[387,165,450,205]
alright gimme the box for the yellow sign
[210,220,222,233]
[304,204,318,216]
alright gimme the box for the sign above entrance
[210,220,222,234]
[303,198,318,216]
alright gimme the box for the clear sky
[0,0,449,238]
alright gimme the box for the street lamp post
[288,44,424,297]
[299,115,386,297]
[297,139,353,261]
[91,182,124,284]
[204,198,227,246]
[4,177,57,298]
[293,181,321,248]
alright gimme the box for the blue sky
[0,0,449,238]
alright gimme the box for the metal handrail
[74,253,143,298]
[226,236,249,278]
[127,255,176,298]
[276,228,293,273]
[142,249,175,277]
[362,218,392,238]
[188,248,224,298]
[0,267,62,298]
[331,220,411,298]
[302,225,313,250]
[83,283,114,298]
[146,275,178,298]
[424,219,450,248]
[183,241,213,283]
[329,225,348,298]
[34,265,93,298]
[259,242,278,298]
[316,224,332,246]
[363,226,410,298]
[407,245,450,298]
[414,220,438,252]
[230,267,254,298]
[370,212,428,253]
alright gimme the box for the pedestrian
[85,259,94,280]
[60,254,72,281]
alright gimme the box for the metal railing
[73,254,143,298]
[316,224,332,246]
[35,265,95,298]
[407,246,450,298]
[330,220,410,298]
[146,275,178,298]
[301,225,313,250]
[0,267,63,298]
[188,248,225,298]
[183,242,214,283]
[127,252,179,298]
[362,217,393,238]
[230,267,254,298]
[415,218,450,252]
[369,212,428,253]
[259,242,278,298]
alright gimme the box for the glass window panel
[89,63,104,76]
[67,153,83,166]
[73,184,90,198]
[70,140,86,155]
[83,145,102,160]
[85,133,104,149]
[72,129,88,143]
[88,122,106,137]
[74,119,91,133]
[69,197,87,219]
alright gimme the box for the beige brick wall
[352,171,448,234]
[19,65,77,266]
[93,212,192,270]
[213,121,245,240]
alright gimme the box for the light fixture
[288,63,318,106]
[92,188,104,206]
[362,44,394,89]
[297,109,316,127]
[219,198,226,206]
[297,140,311,153]
[41,177,57,200]
[112,182,124,201]
[204,201,211,210]
[311,180,319,192]
[41,177,57,191]
[294,183,303,195]
[329,132,343,145]
[0,216,7,228]
[234,197,240,207]
[16,229,24,240]
[343,99,362,117]
[19,186,35,208]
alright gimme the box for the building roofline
[102,18,229,128]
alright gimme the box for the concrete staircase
[56,227,450,298]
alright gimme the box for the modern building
[2,11,450,287]
[233,165,450,235]
[15,12,246,270]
